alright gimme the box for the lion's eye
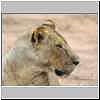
[56,44,63,48]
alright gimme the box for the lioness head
[31,20,79,77]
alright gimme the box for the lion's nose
[73,61,79,65]
[55,69,65,76]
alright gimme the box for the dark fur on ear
[31,32,36,43]
[36,32,44,43]
[31,31,44,46]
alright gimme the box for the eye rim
[56,44,63,48]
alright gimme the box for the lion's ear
[46,19,55,30]
[31,31,44,45]
[41,19,55,30]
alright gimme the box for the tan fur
[3,20,79,86]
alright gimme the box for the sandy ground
[2,14,98,86]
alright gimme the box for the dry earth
[2,14,98,86]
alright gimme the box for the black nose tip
[73,61,79,65]
[55,69,65,76]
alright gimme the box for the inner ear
[31,31,44,46]
[36,32,44,43]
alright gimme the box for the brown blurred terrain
[2,14,98,86]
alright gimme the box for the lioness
[3,20,79,86]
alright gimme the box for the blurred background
[2,14,98,86]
